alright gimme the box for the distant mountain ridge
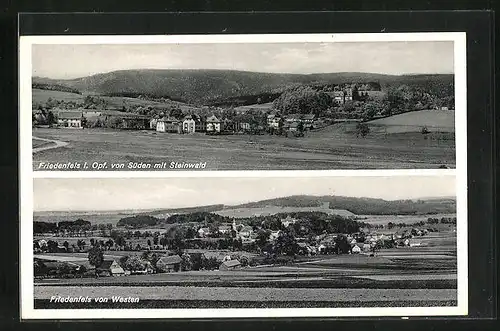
[32,69,454,105]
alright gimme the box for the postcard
[20,33,466,171]
[19,32,468,320]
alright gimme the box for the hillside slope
[33,70,454,105]
[230,195,456,215]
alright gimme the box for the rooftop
[158,255,182,265]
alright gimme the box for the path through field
[32,136,69,154]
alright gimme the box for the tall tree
[88,246,104,271]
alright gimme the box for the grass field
[34,212,137,226]
[32,123,455,170]
[32,89,200,113]
[32,89,84,103]
[216,206,354,218]
[366,110,455,134]
[358,213,457,226]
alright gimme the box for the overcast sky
[33,176,456,212]
[32,41,454,79]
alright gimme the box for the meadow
[32,120,455,170]
[216,206,354,218]
[366,110,455,134]
[33,88,201,114]
[357,213,457,226]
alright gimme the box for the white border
[20,32,468,319]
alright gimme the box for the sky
[32,41,454,79]
[33,176,456,212]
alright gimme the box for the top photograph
[23,33,463,171]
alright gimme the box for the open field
[366,110,455,134]
[32,89,84,103]
[32,123,455,170]
[32,88,201,113]
[358,213,457,226]
[216,206,354,218]
[34,212,139,226]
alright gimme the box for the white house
[156,117,182,133]
[57,111,84,128]
[182,116,196,134]
[198,227,211,238]
[206,115,221,133]
[352,245,361,254]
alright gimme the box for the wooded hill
[230,195,456,216]
[32,69,454,106]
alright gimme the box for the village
[33,210,456,279]
[33,82,454,137]
[33,85,365,135]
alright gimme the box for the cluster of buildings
[324,85,378,105]
[44,109,150,129]
[197,219,257,244]
[151,114,252,134]
[34,248,246,278]
[266,113,319,132]
[41,106,327,135]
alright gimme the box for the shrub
[355,123,370,138]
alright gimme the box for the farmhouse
[57,111,84,128]
[156,255,182,272]
[206,115,221,133]
[96,260,125,277]
[157,117,182,133]
[219,259,241,271]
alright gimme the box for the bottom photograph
[26,175,464,318]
